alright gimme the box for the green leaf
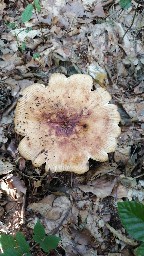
[6,22,17,29]
[40,235,60,253]
[33,221,45,243]
[25,27,33,33]
[1,248,21,256]
[0,234,16,251]
[33,53,40,59]
[21,4,33,23]
[135,243,144,256]
[119,0,132,9]
[15,232,30,254]
[34,0,41,12]
[118,201,144,241]
[19,42,26,52]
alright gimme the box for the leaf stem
[33,6,46,43]
[122,3,139,40]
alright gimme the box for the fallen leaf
[135,103,144,122]
[0,0,6,12]
[88,62,107,84]
[41,0,66,16]
[0,54,23,71]
[114,146,131,163]
[112,184,128,198]
[7,139,17,158]
[0,127,8,143]
[108,253,124,256]
[0,176,26,199]
[61,1,85,18]
[0,206,4,217]
[0,221,9,233]
[11,176,26,194]
[134,81,144,94]
[93,3,105,18]
[122,102,137,120]
[18,158,26,171]
[79,176,117,198]
[1,180,17,200]
[28,195,71,233]
[0,159,13,175]
[106,223,138,246]
[11,29,41,41]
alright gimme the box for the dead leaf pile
[0,0,143,255]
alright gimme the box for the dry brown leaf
[93,3,105,18]
[88,63,107,84]
[106,223,138,246]
[41,0,66,16]
[114,146,131,163]
[134,81,144,94]
[0,176,26,199]
[122,102,137,120]
[18,158,26,171]
[7,139,17,158]
[0,54,23,71]
[0,0,6,12]
[61,1,85,17]
[108,254,122,256]
[79,176,117,198]
[112,184,128,198]
[0,206,4,217]
[28,195,71,233]
[135,103,144,122]
[0,127,8,144]
[0,221,9,233]
[11,176,26,195]
[0,159,13,175]
[1,180,18,200]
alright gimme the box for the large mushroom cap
[14,74,121,174]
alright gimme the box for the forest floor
[0,0,144,255]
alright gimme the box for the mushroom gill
[14,73,121,174]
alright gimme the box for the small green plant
[118,201,144,256]
[33,52,40,59]
[21,0,41,23]
[6,0,42,55]
[0,220,60,255]
[119,0,132,9]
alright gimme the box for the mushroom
[14,74,121,174]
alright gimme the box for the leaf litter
[0,0,144,255]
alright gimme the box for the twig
[20,195,26,224]
[102,0,115,7]
[122,4,139,40]
[104,64,114,85]
[3,100,17,116]
[106,223,138,246]
[51,207,71,235]
[33,7,46,43]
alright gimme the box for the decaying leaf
[114,146,131,163]
[79,176,117,198]
[0,0,143,254]
[92,3,105,18]
[88,63,107,84]
[0,159,13,175]
[106,223,138,246]
[28,195,71,232]
[0,176,26,199]
[0,0,6,12]
[11,176,26,195]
